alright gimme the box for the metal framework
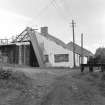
[12,27,30,42]
[12,27,45,67]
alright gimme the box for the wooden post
[81,33,84,64]
[24,45,26,65]
[71,20,76,67]
[19,45,22,65]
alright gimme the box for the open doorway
[29,42,39,67]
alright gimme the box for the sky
[0,0,105,53]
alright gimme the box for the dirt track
[0,68,105,105]
[40,72,105,105]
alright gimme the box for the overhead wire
[50,0,69,22]
[28,0,55,27]
[28,0,70,28]
[34,0,55,19]
[33,0,69,21]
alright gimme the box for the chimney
[41,27,48,35]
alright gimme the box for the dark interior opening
[30,42,39,67]
[0,45,18,64]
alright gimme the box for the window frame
[44,54,49,63]
[54,54,69,63]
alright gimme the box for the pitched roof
[67,41,93,57]
[13,27,93,56]
[40,33,68,49]
[12,27,68,50]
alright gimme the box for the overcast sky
[0,0,105,53]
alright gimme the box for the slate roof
[67,41,93,57]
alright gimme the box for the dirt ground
[41,72,105,105]
[1,68,105,105]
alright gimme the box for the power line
[35,0,55,19]
[28,0,55,27]
[34,0,69,22]
[53,0,72,21]
[51,0,68,22]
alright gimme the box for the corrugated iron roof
[67,41,94,57]
[39,33,68,49]
[11,27,93,57]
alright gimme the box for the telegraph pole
[81,33,83,64]
[71,20,76,67]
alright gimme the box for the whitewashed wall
[79,56,88,64]
[36,32,74,68]
[75,53,80,67]
[83,56,88,64]
[74,53,88,66]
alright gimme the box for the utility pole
[71,20,76,67]
[81,33,83,64]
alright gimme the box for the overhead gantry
[13,27,45,68]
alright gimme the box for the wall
[75,53,88,66]
[36,32,74,68]
[17,43,30,66]
[0,45,19,64]
[75,53,80,67]
[84,56,88,64]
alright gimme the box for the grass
[0,69,39,105]
[40,72,104,105]
[0,68,57,105]
[1,68,105,105]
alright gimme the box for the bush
[0,69,32,88]
[100,73,105,80]
[0,69,12,80]
[87,56,95,64]
[94,47,105,64]
[0,68,39,105]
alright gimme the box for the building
[67,42,93,66]
[0,27,73,68]
[0,27,93,68]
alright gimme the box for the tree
[94,47,105,64]
[87,56,94,64]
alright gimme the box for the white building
[36,27,74,68]
[35,27,93,67]
[67,42,93,66]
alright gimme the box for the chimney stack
[41,27,48,35]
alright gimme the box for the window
[54,54,69,62]
[44,55,49,63]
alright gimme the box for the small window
[44,55,49,63]
[54,54,69,62]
